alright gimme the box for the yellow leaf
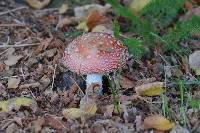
[82,101,97,114]
[143,115,175,131]
[0,101,9,112]
[24,0,51,9]
[0,97,37,112]
[195,69,200,75]
[135,82,164,96]
[10,97,37,111]
[129,0,151,15]
[80,92,97,115]
[76,20,88,31]
[59,4,68,14]
[62,108,85,119]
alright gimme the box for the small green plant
[161,94,171,118]
[108,75,121,114]
[113,19,143,61]
[107,0,200,58]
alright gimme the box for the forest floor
[0,0,200,133]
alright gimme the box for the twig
[0,6,28,16]
[20,67,26,80]
[0,24,26,27]
[69,76,85,95]
[34,8,58,13]
[0,75,28,79]
[0,48,9,56]
[51,64,57,90]
[0,43,41,48]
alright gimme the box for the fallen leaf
[5,123,19,133]
[91,25,113,34]
[86,10,108,31]
[135,82,164,96]
[184,0,193,11]
[129,0,151,15]
[0,101,9,112]
[5,47,15,57]
[193,0,200,5]
[34,117,45,133]
[117,75,135,89]
[13,117,23,127]
[74,4,111,21]
[103,104,114,118]
[7,77,21,89]
[170,125,190,133]
[24,0,51,9]
[189,50,200,75]
[59,3,68,14]
[56,17,72,28]
[62,108,85,119]
[76,20,88,31]
[4,55,23,66]
[0,82,7,95]
[0,97,38,112]
[180,7,200,21]
[80,98,97,115]
[143,115,175,131]
[44,116,63,130]
[0,62,5,72]
[63,87,98,119]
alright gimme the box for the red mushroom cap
[62,32,128,74]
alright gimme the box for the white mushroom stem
[86,74,102,88]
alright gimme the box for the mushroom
[62,32,128,93]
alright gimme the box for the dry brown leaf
[103,104,114,118]
[34,117,45,133]
[44,116,63,130]
[5,123,19,133]
[24,0,51,9]
[184,0,193,11]
[180,7,200,21]
[74,4,111,21]
[193,0,200,5]
[4,55,23,66]
[117,75,135,89]
[87,10,108,31]
[135,82,164,96]
[57,17,72,28]
[143,115,175,131]
[7,77,21,89]
[0,82,6,95]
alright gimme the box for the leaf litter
[0,0,200,132]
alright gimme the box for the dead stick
[0,43,41,48]
[0,24,26,27]
[0,6,28,16]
